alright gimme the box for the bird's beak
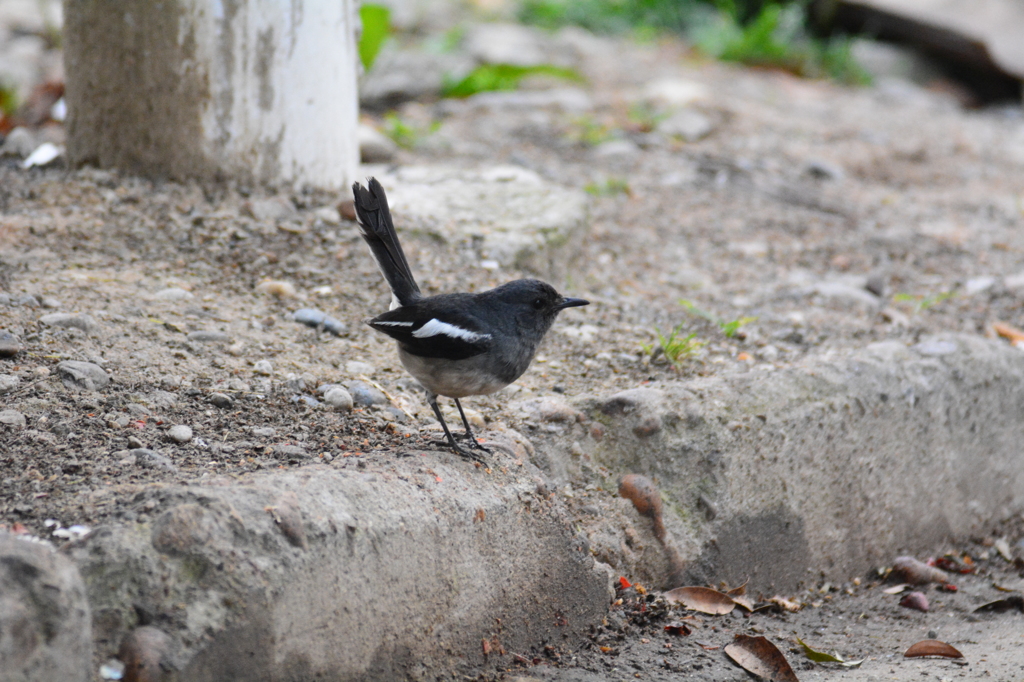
[557,297,590,310]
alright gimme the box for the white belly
[398,348,509,398]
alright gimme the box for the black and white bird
[352,177,589,460]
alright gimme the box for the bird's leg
[454,398,491,453]
[428,394,484,462]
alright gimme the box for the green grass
[359,4,391,71]
[585,177,631,196]
[893,291,956,313]
[441,63,583,98]
[566,114,616,146]
[383,112,440,149]
[642,323,706,369]
[679,299,757,338]
[518,0,870,85]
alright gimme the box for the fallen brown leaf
[993,321,1024,345]
[904,640,963,659]
[974,594,1024,613]
[890,556,948,585]
[664,622,692,636]
[724,634,799,681]
[768,595,802,612]
[664,586,736,615]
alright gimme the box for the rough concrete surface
[63,450,610,680]
[0,533,92,682]
[526,333,1024,593]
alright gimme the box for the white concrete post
[63,0,359,191]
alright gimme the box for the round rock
[0,532,93,682]
[208,392,234,408]
[0,409,27,429]
[166,425,193,443]
[0,374,20,394]
[56,361,110,391]
[345,381,388,407]
[324,387,354,412]
[39,313,97,334]
[253,360,274,375]
[0,331,23,358]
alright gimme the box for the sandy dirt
[3,25,1024,682]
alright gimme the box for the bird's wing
[369,305,491,360]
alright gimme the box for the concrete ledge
[522,334,1024,592]
[65,453,610,679]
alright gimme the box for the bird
[351,177,589,460]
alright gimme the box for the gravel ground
[3,19,1024,682]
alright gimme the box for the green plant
[642,323,706,369]
[679,299,756,338]
[566,115,616,146]
[893,291,956,313]
[585,177,631,196]
[382,113,440,149]
[359,4,391,71]
[441,63,582,98]
[0,85,16,118]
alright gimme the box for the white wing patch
[413,318,491,343]
[375,320,414,327]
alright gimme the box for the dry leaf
[974,594,1024,613]
[882,583,908,595]
[890,556,948,585]
[664,586,736,615]
[993,321,1024,345]
[797,638,863,667]
[731,595,755,611]
[904,640,963,659]
[994,538,1013,562]
[726,580,748,596]
[664,622,692,636]
[695,640,719,650]
[899,591,929,612]
[768,595,802,612]
[724,635,799,682]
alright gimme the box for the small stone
[118,626,175,682]
[16,295,39,307]
[313,206,341,225]
[127,436,145,449]
[243,196,297,222]
[252,427,276,438]
[253,360,274,375]
[292,308,346,335]
[0,374,20,393]
[345,360,375,376]
[657,109,714,142]
[131,448,177,472]
[0,409,27,429]
[56,361,109,391]
[256,280,297,298]
[167,425,193,443]
[209,392,234,408]
[345,380,388,407]
[153,287,194,301]
[965,276,996,295]
[187,331,231,343]
[39,313,97,334]
[159,375,181,390]
[359,124,398,163]
[324,387,354,412]
[40,297,61,309]
[803,158,845,181]
[913,340,958,356]
[1,126,37,157]
[226,378,249,392]
[273,444,309,460]
[643,78,710,107]
[592,139,639,157]
[283,373,306,392]
[0,332,21,358]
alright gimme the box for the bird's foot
[429,439,486,462]
[463,435,492,453]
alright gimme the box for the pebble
[324,387,354,412]
[127,435,145,449]
[253,360,274,375]
[913,339,958,356]
[313,206,342,225]
[16,294,39,307]
[160,375,181,389]
[39,312,97,334]
[187,331,231,343]
[965,276,996,295]
[56,361,110,391]
[273,444,309,460]
[167,425,193,443]
[2,126,37,157]
[292,308,346,335]
[226,378,249,392]
[256,280,297,298]
[118,626,176,681]
[358,123,398,163]
[153,287,194,301]
[252,427,276,438]
[40,297,61,308]
[804,158,845,181]
[592,139,639,157]
[0,374,20,393]
[131,448,178,472]
[345,380,388,407]
[0,409,27,429]
[209,392,234,408]
[643,77,710,107]
[657,109,714,142]
[244,196,297,222]
[283,373,306,392]
[345,360,375,376]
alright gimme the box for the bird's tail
[352,178,421,308]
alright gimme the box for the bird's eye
[532,297,545,310]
